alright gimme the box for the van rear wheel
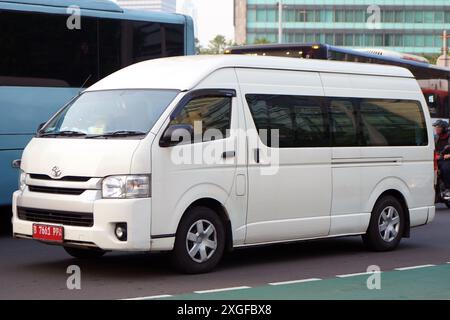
[362,196,405,251]
[64,246,106,259]
[171,206,225,274]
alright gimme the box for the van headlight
[19,170,26,191]
[102,175,151,199]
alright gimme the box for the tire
[362,196,405,252]
[64,246,106,259]
[445,201,450,209]
[171,206,225,274]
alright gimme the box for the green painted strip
[159,264,450,300]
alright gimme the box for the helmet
[433,120,449,133]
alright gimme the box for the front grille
[29,174,91,182]
[18,207,94,227]
[28,185,85,195]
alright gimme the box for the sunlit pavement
[0,205,449,300]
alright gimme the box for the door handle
[254,148,260,163]
[222,151,236,159]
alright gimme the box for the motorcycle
[434,152,450,208]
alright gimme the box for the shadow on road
[0,206,12,237]
[14,236,369,279]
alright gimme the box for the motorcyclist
[434,120,450,198]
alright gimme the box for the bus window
[99,19,122,79]
[164,23,185,57]
[424,93,439,118]
[421,87,449,119]
[0,11,187,88]
[133,21,163,62]
[0,10,98,87]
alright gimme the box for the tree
[253,37,272,45]
[194,38,203,55]
[200,35,233,55]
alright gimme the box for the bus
[0,0,195,208]
[225,43,450,122]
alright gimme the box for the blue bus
[0,0,195,208]
[226,43,450,121]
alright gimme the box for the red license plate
[32,224,64,242]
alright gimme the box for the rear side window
[360,99,428,146]
[245,93,428,148]
[329,99,359,147]
[170,96,232,142]
[246,94,328,148]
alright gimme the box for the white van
[12,55,435,273]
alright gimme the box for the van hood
[21,138,143,178]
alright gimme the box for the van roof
[87,55,415,92]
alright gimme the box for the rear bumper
[426,205,435,224]
[12,190,154,251]
[409,205,435,227]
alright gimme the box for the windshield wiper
[85,130,147,139]
[39,130,87,138]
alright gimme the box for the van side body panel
[321,72,435,236]
[235,68,333,244]
[150,68,247,247]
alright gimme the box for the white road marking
[194,286,251,294]
[123,294,172,300]
[395,264,436,271]
[269,278,322,286]
[336,271,380,278]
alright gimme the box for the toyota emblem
[51,166,62,178]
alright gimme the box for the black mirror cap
[37,122,46,134]
[11,159,21,169]
[159,124,194,148]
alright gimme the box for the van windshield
[40,89,179,138]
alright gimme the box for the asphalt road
[0,205,449,300]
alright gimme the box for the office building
[234,0,450,54]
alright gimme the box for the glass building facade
[234,0,450,54]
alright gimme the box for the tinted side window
[0,10,98,87]
[99,19,122,79]
[0,10,185,87]
[246,94,328,148]
[170,97,232,142]
[164,23,185,57]
[329,99,359,147]
[360,99,428,146]
[132,22,185,63]
[133,21,163,62]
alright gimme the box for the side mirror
[11,159,21,169]
[37,122,46,134]
[159,124,194,148]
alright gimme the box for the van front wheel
[171,206,225,274]
[363,196,405,251]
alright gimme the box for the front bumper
[12,190,153,251]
